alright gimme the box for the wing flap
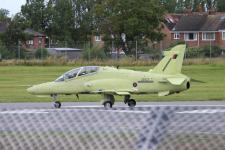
[92,90,131,95]
[158,91,170,96]
[115,92,131,95]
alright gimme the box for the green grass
[0,64,225,103]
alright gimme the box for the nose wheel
[51,94,61,108]
[54,101,61,108]
[102,94,115,109]
[103,101,113,109]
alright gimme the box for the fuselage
[27,66,190,96]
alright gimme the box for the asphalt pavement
[0,101,225,149]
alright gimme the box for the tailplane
[151,44,186,75]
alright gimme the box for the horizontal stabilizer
[167,78,186,85]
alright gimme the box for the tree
[50,0,75,42]
[217,0,225,12]
[72,0,95,41]
[0,9,10,22]
[4,13,29,47]
[93,0,165,54]
[21,0,49,32]
[160,0,177,13]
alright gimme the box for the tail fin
[151,44,186,75]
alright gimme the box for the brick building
[24,29,46,50]
[172,14,225,49]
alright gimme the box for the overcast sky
[0,0,26,16]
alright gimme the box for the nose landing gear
[54,101,61,108]
[51,94,61,108]
[102,94,115,109]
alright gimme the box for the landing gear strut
[51,94,61,108]
[102,94,115,109]
[124,95,136,108]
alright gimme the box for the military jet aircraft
[27,44,190,109]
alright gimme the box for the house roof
[164,14,183,30]
[24,28,46,37]
[173,14,225,32]
[0,22,7,33]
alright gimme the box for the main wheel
[103,101,113,109]
[54,101,61,108]
[127,99,136,108]
[124,95,130,104]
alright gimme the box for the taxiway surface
[0,101,225,149]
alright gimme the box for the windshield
[55,66,99,82]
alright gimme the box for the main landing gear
[124,95,136,108]
[51,94,61,108]
[102,94,137,109]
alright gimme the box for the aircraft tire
[103,101,113,109]
[54,101,61,108]
[127,99,136,108]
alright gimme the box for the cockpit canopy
[55,66,99,82]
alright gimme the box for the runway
[0,102,225,149]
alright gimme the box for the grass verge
[0,64,225,102]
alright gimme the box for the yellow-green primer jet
[27,44,190,108]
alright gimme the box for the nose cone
[27,86,36,94]
[27,82,53,95]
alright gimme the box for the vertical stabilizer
[151,44,186,75]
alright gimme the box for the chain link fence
[0,40,225,61]
[0,105,225,149]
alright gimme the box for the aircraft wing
[91,90,131,96]
[85,79,135,96]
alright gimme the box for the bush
[83,46,106,60]
[186,45,222,58]
[168,41,185,50]
[15,47,26,59]
[141,47,162,59]
[35,48,49,59]
[0,42,16,59]
[202,45,221,58]
[186,47,202,58]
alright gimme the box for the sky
[0,0,26,16]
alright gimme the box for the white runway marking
[0,107,150,115]
[63,105,102,108]
[2,105,224,115]
[168,130,225,135]
[64,104,225,108]
[89,109,150,114]
[137,105,225,107]
[0,109,49,114]
[177,109,225,114]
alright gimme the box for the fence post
[136,107,175,150]
[135,40,138,61]
[18,40,21,60]
[210,39,212,63]
[88,41,91,62]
